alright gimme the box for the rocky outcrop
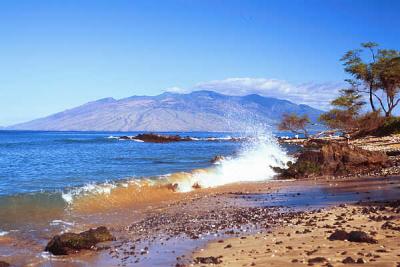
[45,226,115,255]
[120,133,192,143]
[0,261,10,267]
[274,142,391,178]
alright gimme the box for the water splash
[174,131,291,192]
[62,129,292,210]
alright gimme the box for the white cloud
[194,78,344,110]
[164,86,188,94]
[164,78,344,110]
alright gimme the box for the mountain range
[7,90,323,132]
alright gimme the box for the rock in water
[211,155,225,164]
[132,133,192,143]
[45,226,115,255]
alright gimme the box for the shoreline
[2,175,398,266]
[2,134,400,266]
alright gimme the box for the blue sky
[0,0,399,125]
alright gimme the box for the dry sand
[193,201,400,267]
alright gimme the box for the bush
[373,116,400,136]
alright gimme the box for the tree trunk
[369,85,376,112]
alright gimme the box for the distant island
[6,90,322,132]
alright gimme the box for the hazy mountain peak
[8,91,322,132]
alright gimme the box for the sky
[0,0,399,125]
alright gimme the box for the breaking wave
[62,131,292,212]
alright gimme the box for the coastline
[2,175,398,266]
[2,134,400,266]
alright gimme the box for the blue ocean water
[0,131,242,196]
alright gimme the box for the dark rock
[192,183,201,189]
[274,142,390,178]
[328,230,349,241]
[0,261,10,267]
[328,230,377,243]
[381,221,400,231]
[131,133,192,143]
[348,231,377,244]
[342,257,355,264]
[211,155,225,164]
[194,256,223,264]
[308,257,327,264]
[45,226,115,255]
[165,183,179,192]
[356,258,365,264]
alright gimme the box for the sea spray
[175,131,292,192]
[61,130,292,208]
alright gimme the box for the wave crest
[63,132,291,212]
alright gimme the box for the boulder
[274,142,390,178]
[347,231,377,244]
[328,230,349,241]
[328,230,377,244]
[45,226,115,255]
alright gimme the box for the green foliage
[341,42,400,117]
[319,87,365,132]
[372,116,400,136]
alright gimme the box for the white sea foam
[63,130,291,204]
[62,182,116,204]
[0,230,8,236]
[50,220,75,227]
[176,131,292,192]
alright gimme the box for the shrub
[373,116,400,136]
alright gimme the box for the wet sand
[1,176,400,266]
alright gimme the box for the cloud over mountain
[165,78,343,110]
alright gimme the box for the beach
[1,174,398,266]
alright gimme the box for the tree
[319,87,365,133]
[278,113,311,138]
[341,42,378,112]
[374,54,400,116]
[341,42,400,117]
[320,86,384,135]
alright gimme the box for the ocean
[0,130,293,262]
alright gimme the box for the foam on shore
[62,131,291,212]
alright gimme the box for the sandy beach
[194,200,400,266]
[1,174,397,266]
